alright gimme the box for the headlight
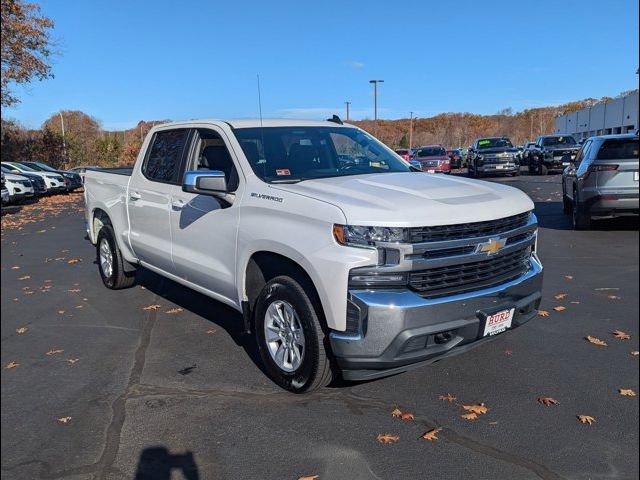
[333,224,406,246]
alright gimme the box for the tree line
[2,92,635,169]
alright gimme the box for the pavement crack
[92,287,162,480]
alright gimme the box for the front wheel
[254,275,333,393]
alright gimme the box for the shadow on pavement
[134,267,267,376]
[135,447,199,480]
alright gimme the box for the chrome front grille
[349,210,537,299]
[407,212,531,243]
[408,245,531,298]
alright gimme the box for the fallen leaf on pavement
[619,389,636,396]
[57,416,72,424]
[165,307,183,314]
[537,397,560,406]
[577,415,595,425]
[607,295,621,300]
[537,310,550,317]
[206,328,217,334]
[11,266,20,270]
[595,288,619,291]
[58,310,65,314]
[16,327,28,334]
[421,427,443,441]
[553,306,566,312]
[66,358,79,365]
[585,336,607,346]
[143,304,161,311]
[439,393,457,402]
[297,476,319,480]
[18,275,30,280]
[46,349,64,356]
[564,275,574,280]
[570,301,580,304]
[461,412,478,420]
[376,433,400,444]
[631,351,639,356]
[462,404,488,415]
[611,330,631,340]
[504,350,513,356]
[67,258,81,264]
[6,361,19,369]
[391,408,403,418]
[400,413,414,421]
[554,293,568,300]
[68,289,81,293]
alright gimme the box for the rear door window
[143,129,189,183]
[596,138,639,160]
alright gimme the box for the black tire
[540,164,549,176]
[513,169,521,177]
[572,190,591,230]
[96,224,136,289]
[254,275,333,393]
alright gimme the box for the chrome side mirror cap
[182,170,228,195]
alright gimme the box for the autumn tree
[42,110,101,166]
[1,0,55,107]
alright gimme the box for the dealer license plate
[495,165,505,170]
[483,308,514,337]
[427,169,435,173]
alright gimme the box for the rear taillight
[588,164,618,172]
[585,164,618,179]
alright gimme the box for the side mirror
[182,170,228,195]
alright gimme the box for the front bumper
[478,163,519,174]
[330,254,543,381]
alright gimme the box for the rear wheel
[97,224,136,289]
[539,164,549,176]
[572,190,591,230]
[254,275,333,393]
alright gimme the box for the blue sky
[5,0,639,130]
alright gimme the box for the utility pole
[345,101,351,121]
[409,111,415,150]
[59,111,67,168]
[369,80,384,133]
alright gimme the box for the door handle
[129,191,141,201]
[171,199,185,210]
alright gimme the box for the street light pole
[369,79,384,133]
[345,101,351,121]
[58,111,67,168]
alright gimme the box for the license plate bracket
[478,307,515,337]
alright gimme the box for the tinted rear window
[596,138,639,160]
[143,129,188,183]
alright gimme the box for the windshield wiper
[270,178,305,184]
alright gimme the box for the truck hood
[273,172,534,226]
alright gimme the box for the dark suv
[467,137,520,178]
[528,135,580,175]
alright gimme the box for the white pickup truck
[84,118,543,392]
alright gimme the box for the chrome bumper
[331,253,543,381]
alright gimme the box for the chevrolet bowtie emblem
[478,238,507,255]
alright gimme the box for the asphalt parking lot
[1,173,638,480]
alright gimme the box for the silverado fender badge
[477,237,507,255]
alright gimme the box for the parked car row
[0,161,82,205]
[394,146,466,173]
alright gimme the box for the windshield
[476,138,514,149]
[6,162,37,172]
[26,162,58,172]
[234,126,410,182]
[415,147,446,157]
[542,136,577,146]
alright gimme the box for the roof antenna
[257,74,264,129]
